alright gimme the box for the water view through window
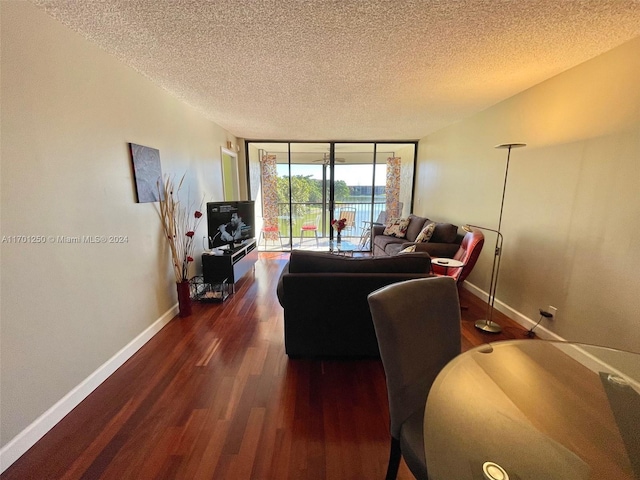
[247,142,416,251]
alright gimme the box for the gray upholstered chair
[367,276,461,480]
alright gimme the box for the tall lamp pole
[473,143,526,333]
[464,224,504,332]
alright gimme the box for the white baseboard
[0,304,179,473]
[461,281,566,342]
[460,283,640,389]
[0,283,565,473]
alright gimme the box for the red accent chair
[299,215,319,247]
[259,225,282,249]
[431,228,484,285]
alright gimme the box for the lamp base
[475,319,502,333]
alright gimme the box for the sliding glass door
[288,143,331,249]
[246,141,416,251]
[332,143,378,244]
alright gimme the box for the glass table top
[424,340,640,480]
[329,239,359,253]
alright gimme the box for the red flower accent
[186,231,195,237]
[186,256,194,262]
[331,218,347,232]
[194,211,203,218]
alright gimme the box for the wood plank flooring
[2,253,529,480]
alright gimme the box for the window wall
[246,141,417,251]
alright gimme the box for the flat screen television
[207,201,255,249]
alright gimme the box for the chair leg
[359,228,368,248]
[457,284,469,310]
[299,230,318,248]
[261,230,282,250]
[385,437,401,480]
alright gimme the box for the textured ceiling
[32,0,640,141]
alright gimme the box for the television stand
[202,238,257,291]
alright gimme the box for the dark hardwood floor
[2,253,529,480]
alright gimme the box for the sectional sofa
[276,250,433,358]
[371,214,463,257]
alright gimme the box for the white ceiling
[32,0,640,141]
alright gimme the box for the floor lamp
[463,224,504,332]
[472,142,526,333]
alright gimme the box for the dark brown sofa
[276,250,433,358]
[371,214,463,257]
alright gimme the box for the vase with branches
[158,174,203,316]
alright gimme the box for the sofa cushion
[373,234,406,255]
[278,250,433,307]
[430,223,459,243]
[405,214,430,242]
[288,250,432,274]
[383,217,410,238]
[415,222,436,243]
[385,242,406,256]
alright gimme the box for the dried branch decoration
[158,174,203,282]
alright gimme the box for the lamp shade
[495,143,526,149]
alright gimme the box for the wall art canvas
[129,143,163,203]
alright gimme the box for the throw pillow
[415,222,436,243]
[399,245,416,253]
[405,215,430,242]
[383,217,410,238]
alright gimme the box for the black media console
[201,238,258,289]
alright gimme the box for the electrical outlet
[548,305,557,319]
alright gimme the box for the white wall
[396,144,416,218]
[0,1,235,463]
[415,37,640,351]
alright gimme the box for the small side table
[431,257,464,275]
[330,239,358,256]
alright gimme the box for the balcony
[258,201,386,251]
